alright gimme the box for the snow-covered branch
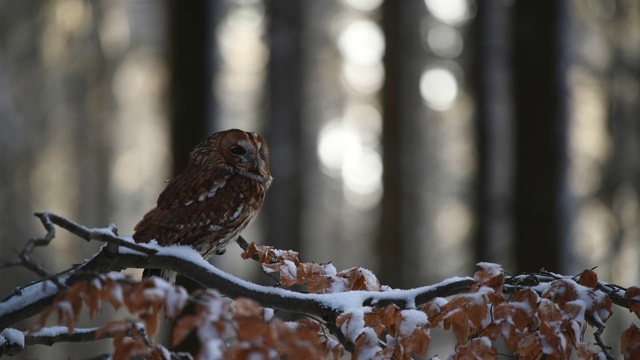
[0,325,141,356]
[0,213,474,332]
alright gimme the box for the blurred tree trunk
[473,0,513,267]
[379,1,425,287]
[263,0,304,256]
[169,0,216,174]
[512,0,571,273]
[168,0,218,355]
[379,0,404,287]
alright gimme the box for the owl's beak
[245,152,260,172]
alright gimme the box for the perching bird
[133,129,272,283]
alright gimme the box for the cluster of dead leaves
[332,264,637,359]
[426,266,618,359]
[32,276,183,359]
[30,275,342,359]
[241,243,381,293]
[622,287,640,358]
[28,253,640,360]
[226,298,344,359]
[337,305,431,359]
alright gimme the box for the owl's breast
[186,174,267,257]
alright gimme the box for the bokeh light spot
[338,19,385,65]
[424,0,469,24]
[318,121,362,176]
[427,25,463,59]
[419,67,458,110]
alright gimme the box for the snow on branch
[0,324,158,357]
[1,212,640,359]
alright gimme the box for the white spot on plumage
[208,224,223,231]
[184,200,193,206]
[207,180,226,198]
[230,206,244,221]
[198,192,207,202]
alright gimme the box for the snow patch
[354,327,382,359]
[263,308,275,322]
[322,263,337,277]
[475,262,502,278]
[399,309,428,337]
[281,260,297,280]
[340,307,371,341]
[1,328,24,347]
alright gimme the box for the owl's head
[190,129,272,186]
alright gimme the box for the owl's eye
[231,146,246,155]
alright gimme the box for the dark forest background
[1,0,639,357]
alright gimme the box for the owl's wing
[156,167,233,209]
[133,168,234,245]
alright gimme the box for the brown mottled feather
[132,129,272,282]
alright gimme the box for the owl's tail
[142,268,178,284]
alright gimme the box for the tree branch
[0,326,132,356]
[0,213,476,332]
[0,324,196,359]
[586,314,614,360]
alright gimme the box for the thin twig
[37,212,156,256]
[586,314,614,360]
[0,325,142,356]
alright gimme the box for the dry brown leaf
[240,242,260,260]
[512,289,539,332]
[336,312,352,335]
[538,299,563,325]
[306,274,334,294]
[621,324,640,360]
[353,330,382,360]
[236,317,273,343]
[574,343,597,359]
[297,262,335,293]
[84,288,100,320]
[171,315,200,347]
[226,344,270,360]
[624,287,640,319]
[454,337,497,360]
[400,325,430,356]
[423,298,447,326]
[234,298,264,318]
[337,267,381,291]
[542,279,579,307]
[330,340,345,359]
[375,304,400,336]
[539,321,566,358]
[474,263,505,292]
[512,333,542,359]
[363,311,384,336]
[442,306,471,344]
[139,312,159,338]
[578,269,598,288]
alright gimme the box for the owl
[133,129,272,283]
